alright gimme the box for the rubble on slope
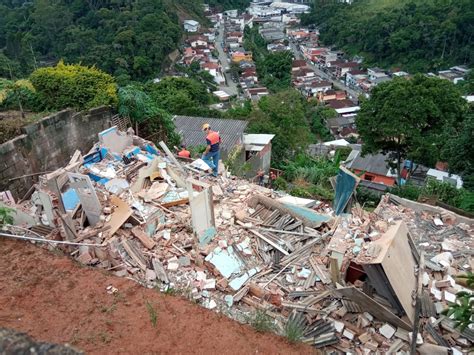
[1,126,473,354]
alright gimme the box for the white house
[184,20,200,33]
[426,169,463,189]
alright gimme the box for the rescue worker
[177,144,191,158]
[201,123,221,177]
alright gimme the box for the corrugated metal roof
[346,151,392,176]
[173,115,248,155]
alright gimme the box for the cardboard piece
[105,195,133,236]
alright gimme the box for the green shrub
[248,310,275,333]
[421,179,474,212]
[272,177,288,191]
[0,80,42,111]
[355,187,381,208]
[390,183,422,201]
[30,61,117,111]
[0,206,14,226]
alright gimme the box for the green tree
[118,85,180,146]
[30,61,117,110]
[302,0,474,72]
[145,76,213,115]
[248,90,312,165]
[441,110,474,191]
[356,74,468,183]
[0,0,204,80]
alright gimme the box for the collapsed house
[0,127,473,354]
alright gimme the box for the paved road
[289,41,362,100]
[215,24,239,97]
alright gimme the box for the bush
[355,187,381,209]
[30,61,117,111]
[422,179,474,212]
[0,80,42,111]
[391,178,474,213]
[117,86,180,147]
[390,183,422,201]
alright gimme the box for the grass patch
[162,286,179,296]
[284,317,305,343]
[248,310,275,333]
[145,300,158,328]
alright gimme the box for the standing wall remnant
[0,107,113,198]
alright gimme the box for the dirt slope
[0,239,315,354]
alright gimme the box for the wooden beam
[237,220,289,256]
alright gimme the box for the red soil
[0,239,316,354]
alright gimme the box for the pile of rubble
[1,126,472,354]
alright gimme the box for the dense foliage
[356,74,469,183]
[243,25,293,92]
[30,61,117,110]
[247,90,313,165]
[0,0,205,81]
[117,86,180,146]
[301,0,474,72]
[145,77,212,114]
[442,273,473,331]
[278,153,342,200]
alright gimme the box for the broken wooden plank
[105,195,133,236]
[122,238,147,270]
[237,221,289,256]
[131,226,156,250]
[309,257,331,285]
[159,141,186,174]
[74,225,111,242]
[329,256,341,284]
[160,197,189,208]
[332,287,412,330]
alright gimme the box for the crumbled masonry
[1,127,473,353]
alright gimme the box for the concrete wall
[0,107,113,198]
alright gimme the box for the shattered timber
[0,126,473,354]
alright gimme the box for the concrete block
[379,323,396,339]
[343,329,355,340]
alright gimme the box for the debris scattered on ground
[1,126,472,353]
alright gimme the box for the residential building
[246,87,269,101]
[333,61,360,78]
[345,151,397,187]
[242,134,275,177]
[184,20,200,33]
[231,51,253,63]
[291,59,308,72]
[426,169,463,189]
[346,70,368,88]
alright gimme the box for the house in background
[245,87,269,101]
[242,134,275,177]
[184,20,200,33]
[426,169,463,189]
[345,150,397,187]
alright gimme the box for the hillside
[301,0,474,72]
[0,0,206,82]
